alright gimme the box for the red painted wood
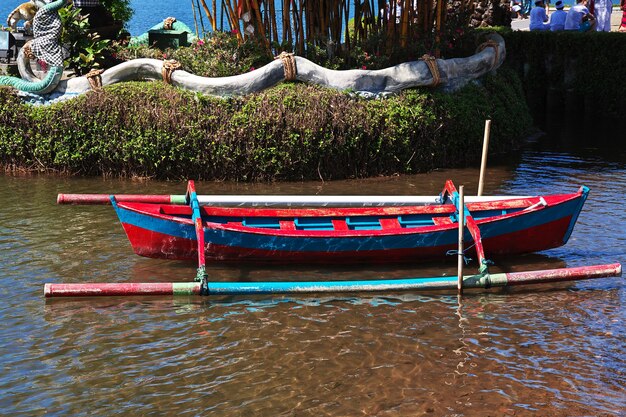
[505,263,622,285]
[155,197,544,218]
[331,219,349,230]
[43,282,185,297]
[119,217,576,264]
[465,216,486,266]
[379,218,401,229]
[279,220,296,230]
[57,194,172,205]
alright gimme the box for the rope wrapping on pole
[275,52,297,81]
[476,40,501,72]
[85,69,104,91]
[420,54,440,87]
[162,60,182,84]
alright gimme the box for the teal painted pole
[44,263,621,297]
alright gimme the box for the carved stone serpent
[2,12,506,105]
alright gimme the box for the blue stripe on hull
[113,196,583,253]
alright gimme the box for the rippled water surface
[1,139,624,416]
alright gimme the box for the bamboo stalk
[477,120,492,197]
[196,0,207,35]
[198,0,216,32]
[191,0,199,38]
[223,0,242,40]
[212,0,217,31]
[269,0,278,49]
[57,193,531,207]
[248,0,270,52]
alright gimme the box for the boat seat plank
[379,218,400,229]
[346,216,381,230]
[279,220,296,230]
[242,218,281,229]
[295,217,334,230]
[331,219,349,231]
[398,214,435,228]
[432,216,453,225]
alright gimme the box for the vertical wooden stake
[477,119,491,197]
[457,185,465,295]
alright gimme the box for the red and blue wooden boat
[47,180,622,298]
[65,180,588,265]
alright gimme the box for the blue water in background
[0,0,600,37]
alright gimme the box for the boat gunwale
[114,190,584,239]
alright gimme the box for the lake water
[0,136,624,416]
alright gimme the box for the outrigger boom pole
[44,263,622,297]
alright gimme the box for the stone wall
[469,0,512,27]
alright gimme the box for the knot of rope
[446,249,473,265]
[22,42,36,60]
[476,40,500,71]
[163,17,177,30]
[85,68,104,91]
[161,59,182,84]
[274,52,297,81]
[421,54,440,87]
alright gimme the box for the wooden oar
[43,263,622,297]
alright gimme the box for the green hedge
[0,68,531,181]
[492,28,626,120]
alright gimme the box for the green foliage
[0,71,531,180]
[59,5,110,75]
[489,28,626,119]
[100,0,133,24]
[114,31,272,77]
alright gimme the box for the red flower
[361,65,367,70]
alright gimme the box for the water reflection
[1,139,625,416]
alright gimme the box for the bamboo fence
[193,0,449,56]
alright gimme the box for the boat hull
[112,189,587,264]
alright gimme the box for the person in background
[521,0,533,18]
[530,0,551,30]
[592,0,613,31]
[511,0,523,18]
[620,0,626,32]
[550,0,567,30]
[564,0,596,31]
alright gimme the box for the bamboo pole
[191,0,200,38]
[43,263,622,297]
[198,0,216,32]
[457,185,465,294]
[248,0,270,52]
[477,120,492,197]
[196,0,207,35]
[212,0,217,31]
[57,193,531,207]
[269,0,278,48]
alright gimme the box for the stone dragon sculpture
[0,0,66,94]
[0,3,506,105]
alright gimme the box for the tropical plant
[100,0,134,24]
[59,5,110,75]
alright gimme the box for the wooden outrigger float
[45,180,622,298]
